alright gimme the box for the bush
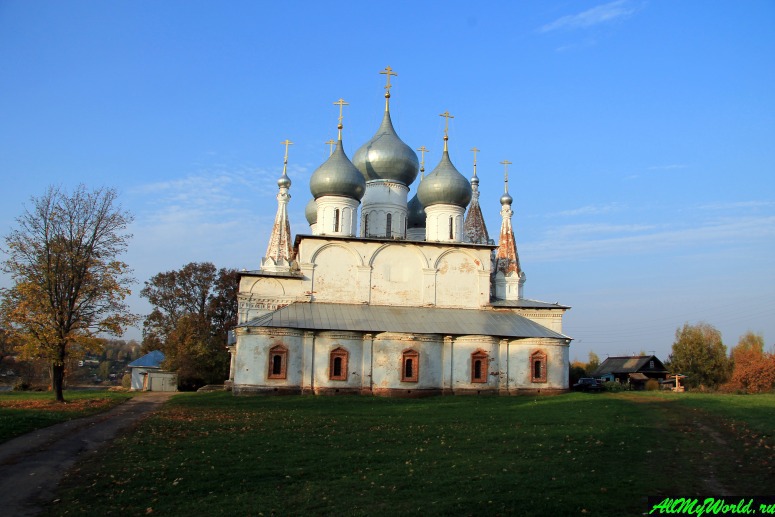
[121,373,131,389]
[603,381,627,392]
[13,380,30,391]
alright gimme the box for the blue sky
[1,0,773,361]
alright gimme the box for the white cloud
[527,215,775,262]
[547,222,657,238]
[554,202,626,217]
[698,201,775,211]
[539,0,639,33]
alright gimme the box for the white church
[227,68,571,396]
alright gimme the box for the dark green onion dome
[305,198,318,225]
[352,110,419,186]
[407,192,426,229]
[416,150,472,208]
[309,140,366,201]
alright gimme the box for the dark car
[572,378,603,392]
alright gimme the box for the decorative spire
[262,140,295,272]
[417,145,429,179]
[500,160,513,205]
[278,139,293,188]
[470,147,480,185]
[380,65,397,111]
[439,111,454,152]
[326,139,336,156]
[495,159,522,281]
[334,98,348,141]
[463,147,489,245]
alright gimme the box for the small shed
[591,355,668,390]
[128,350,177,392]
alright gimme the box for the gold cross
[281,140,293,163]
[334,98,349,124]
[416,145,429,174]
[417,146,428,166]
[470,147,480,177]
[500,160,512,183]
[380,66,397,93]
[439,111,454,138]
[325,139,336,156]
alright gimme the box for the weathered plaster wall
[446,335,499,393]
[371,333,442,394]
[232,328,303,393]
[310,331,364,393]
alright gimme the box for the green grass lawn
[0,390,134,443]
[44,391,775,517]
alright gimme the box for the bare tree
[0,185,137,401]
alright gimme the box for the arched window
[386,213,392,238]
[329,347,348,381]
[449,216,454,240]
[364,214,369,237]
[267,345,288,379]
[334,208,340,232]
[530,350,547,383]
[471,350,488,383]
[401,349,419,382]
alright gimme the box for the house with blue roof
[128,350,177,391]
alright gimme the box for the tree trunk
[52,345,67,402]
[51,362,65,402]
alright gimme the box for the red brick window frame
[531,350,547,383]
[401,349,419,383]
[268,345,288,379]
[329,347,349,381]
[471,350,489,383]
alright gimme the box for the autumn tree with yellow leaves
[0,185,136,401]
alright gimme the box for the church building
[227,68,571,396]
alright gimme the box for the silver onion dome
[305,198,318,225]
[416,150,472,208]
[277,170,291,189]
[500,191,513,206]
[353,110,419,186]
[407,192,426,229]
[309,140,366,201]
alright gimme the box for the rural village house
[591,355,668,389]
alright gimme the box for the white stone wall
[446,335,499,393]
[503,338,569,391]
[424,204,465,243]
[516,309,565,334]
[296,238,493,309]
[232,328,304,391]
[233,329,569,395]
[361,181,408,239]
[237,275,307,324]
[315,196,360,237]
[371,333,443,394]
[406,227,425,241]
[310,331,364,393]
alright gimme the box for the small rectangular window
[329,347,349,381]
[531,351,547,383]
[268,345,288,380]
[471,351,488,383]
[401,349,419,382]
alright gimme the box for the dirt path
[0,392,175,517]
